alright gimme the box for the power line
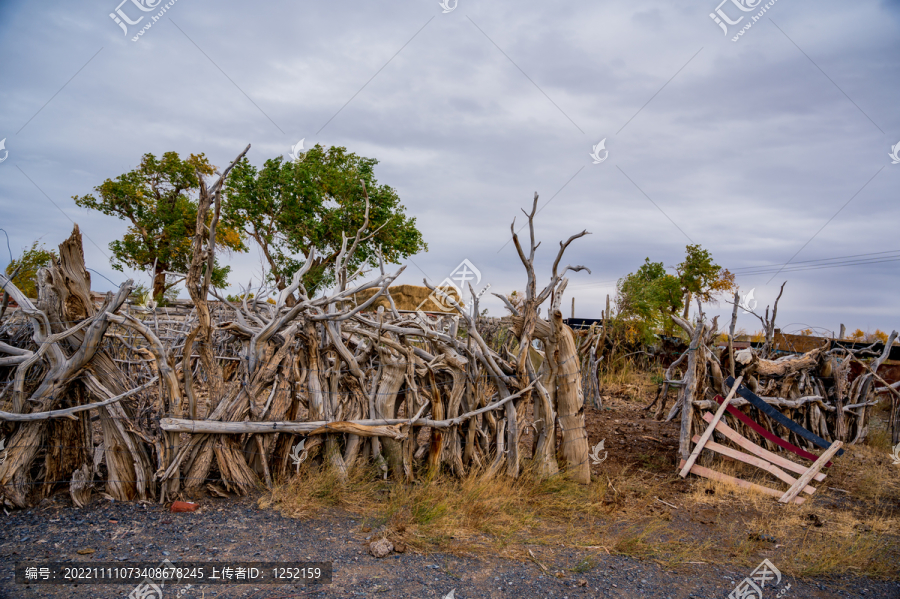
[729,249,900,272]
[735,256,900,277]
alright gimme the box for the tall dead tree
[501,193,592,483]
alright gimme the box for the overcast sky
[1,0,898,336]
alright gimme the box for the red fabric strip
[713,395,832,467]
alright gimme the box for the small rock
[807,513,825,527]
[368,538,393,558]
[394,542,406,554]
[577,579,587,587]
[748,533,777,543]
[76,548,95,555]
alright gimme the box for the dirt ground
[1,493,898,599]
[1,390,898,598]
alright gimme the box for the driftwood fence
[648,293,900,464]
[0,150,595,508]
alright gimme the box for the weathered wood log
[690,395,868,412]
[755,347,823,378]
[678,322,706,460]
[160,382,536,434]
[549,305,590,484]
[69,463,93,508]
[0,257,137,505]
[374,356,406,479]
[0,378,157,421]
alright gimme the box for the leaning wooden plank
[679,376,743,478]
[713,394,826,465]
[692,434,816,495]
[679,460,805,505]
[778,441,843,504]
[725,376,843,458]
[702,412,826,482]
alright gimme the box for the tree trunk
[549,309,590,484]
[153,268,167,300]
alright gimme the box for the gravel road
[0,495,896,599]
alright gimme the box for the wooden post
[571,297,575,319]
[839,324,846,339]
[834,359,846,441]
[679,376,742,478]
[602,294,610,346]
[728,290,739,379]
[679,323,705,460]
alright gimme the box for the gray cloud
[1,0,898,336]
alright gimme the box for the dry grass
[263,463,612,554]
[598,359,661,403]
[683,447,900,577]
[261,413,900,580]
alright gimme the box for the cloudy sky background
[1,0,898,336]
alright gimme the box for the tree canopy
[73,152,245,299]
[676,244,735,317]
[222,144,426,296]
[4,241,58,298]
[616,245,734,342]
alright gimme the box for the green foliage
[130,283,151,306]
[615,258,682,343]
[73,152,245,298]
[615,245,734,343]
[5,241,58,298]
[225,291,254,303]
[130,282,178,307]
[223,144,426,295]
[677,244,735,306]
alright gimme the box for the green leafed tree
[4,241,58,298]
[676,244,735,318]
[223,144,426,298]
[616,245,734,342]
[616,258,683,343]
[73,152,246,300]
